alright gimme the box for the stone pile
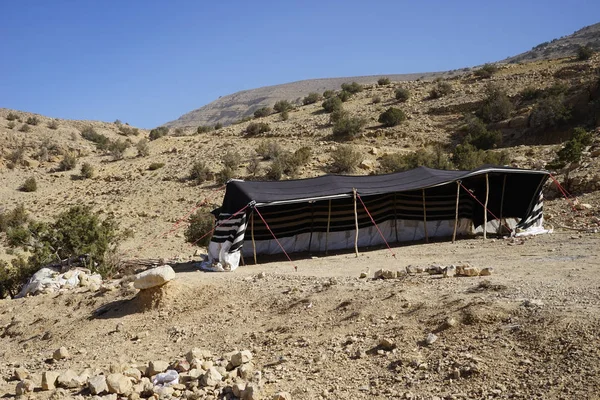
[372,264,493,280]
[13,347,291,400]
[16,267,103,297]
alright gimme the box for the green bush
[81,127,111,149]
[148,162,165,171]
[280,110,289,121]
[378,107,406,127]
[329,109,349,125]
[246,157,261,176]
[20,177,37,192]
[265,159,284,180]
[19,124,31,133]
[395,87,410,102]
[189,160,211,184]
[429,81,452,99]
[520,86,543,101]
[577,45,594,61]
[47,119,59,129]
[173,127,185,137]
[197,125,213,134]
[379,147,452,173]
[222,151,240,170]
[0,257,36,298]
[372,96,382,104]
[136,138,150,157]
[332,115,367,141]
[530,95,570,128]
[256,140,283,160]
[7,147,25,168]
[81,162,94,179]
[322,96,343,113]
[253,107,272,118]
[26,116,39,125]
[108,139,129,160]
[322,90,336,99]
[185,210,214,247]
[337,90,352,102]
[245,122,271,136]
[118,125,139,136]
[303,93,322,105]
[149,126,169,140]
[214,122,223,130]
[474,63,499,79]
[330,145,362,173]
[6,112,18,121]
[552,127,594,167]
[59,153,78,171]
[377,77,391,86]
[7,121,16,129]
[452,144,509,170]
[216,167,235,184]
[0,204,28,233]
[477,84,513,123]
[6,226,31,247]
[274,100,293,113]
[293,146,312,165]
[460,115,501,150]
[341,82,363,94]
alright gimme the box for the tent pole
[499,175,507,236]
[325,199,331,255]
[251,211,257,265]
[393,193,399,243]
[484,174,489,240]
[422,189,429,243]
[353,188,359,257]
[453,181,460,243]
[308,202,314,254]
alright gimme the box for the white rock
[200,367,222,387]
[88,375,108,395]
[443,265,457,278]
[106,373,132,394]
[425,333,438,345]
[53,346,70,360]
[13,367,29,381]
[133,265,175,290]
[57,369,84,388]
[231,350,253,367]
[123,368,141,382]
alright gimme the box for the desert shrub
[460,115,501,150]
[19,124,31,133]
[26,116,39,125]
[332,115,367,141]
[474,63,499,79]
[253,107,272,118]
[395,87,410,102]
[47,119,59,129]
[149,126,169,140]
[246,157,261,176]
[337,90,352,102]
[330,145,362,173]
[184,210,214,247]
[235,117,253,125]
[189,160,211,184]
[520,86,543,101]
[530,95,570,128]
[379,147,452,173]
[108,139,129,160]
[6,112,18,121]
[0,204,28,233]
[6,226,31,247]
[118,125,139,136]
[80,162,94,179]
[7,121,16,129]
[245,122,271,136]
[545,82,568,97]
[329,109,349,125]
[58,153,77,171]
[551,127,594,167]
[477,84,514,123]
[222,151,240,170]
[265,159,284,180]
[197,125,213,134]
[378,107,406,127]
[0,257,37,298]
[322,97,343,113]
[577,45,594,61]
[429,81,452,99]
[173,128,185,137]
[293,146,312,165]
[303,92,321,105]
[20,177,37,192]
[377,77,390,86]
[372,96,382,104]
[81,127,110,149]
[274,100,293,113]
[216,167,235,184]
[7,146,25,168]
[341,82,363,94]
[452,144,508,170]
[148,162,165,171]
[214,123,223,130]
[256,140,282,160]
[322,90,335,99]
[280,110,289,121]
[136,138,150,157]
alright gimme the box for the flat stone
[123,368,142,382]
[425,333,438,346]
[378,338,396,351]
[133,265,175,290]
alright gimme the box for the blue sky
[1,1,598,128]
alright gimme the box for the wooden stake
[484,174,489,240]
[308,202,314,254]
[499,175,507,235]
[393,193,399,243]
[325,199,331,255]
[452,181,460,243]
[251,211,257,264]
[422,189,429,243]
[353,188,359,257]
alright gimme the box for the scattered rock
[457,265,480,277]
[53,346,70,360]
[359,271,368,279]
[15,379,35,395]
[148,360,170,376]
[232,382,246,397]
[88,375,108,395]
[123,368,142,382]
[374,269,397,279]
[57,369,84,388]
[186,348,212,362]
[427,264,443,275]
[242,382,261,400]
[378,337,396,351]
[231,350,253,367]
[42,371,60,391]
[272,392,292,400]
[200,367,222,387]
[425,333,438,346]
[133,265,175,290]
[479,267,494,276]
[13,367,29,381]
[443,265,457,278]
[106,373,132,395]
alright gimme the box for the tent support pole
[484,174,489,240]
[393,193,399,243]
[422,189,429,243]
[325,199,331,255]
[308,202,314,254]
[499,175,507,236]
[453,181,460,243]
[251,211,257,265]
[353,188,359,257]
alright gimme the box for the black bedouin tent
[203,166,550,271]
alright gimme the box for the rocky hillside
[504,22,600,64]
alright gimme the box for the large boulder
[133,266,175,290]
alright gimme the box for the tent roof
[220,166,549,213]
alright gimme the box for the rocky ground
[1,231,600,400]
